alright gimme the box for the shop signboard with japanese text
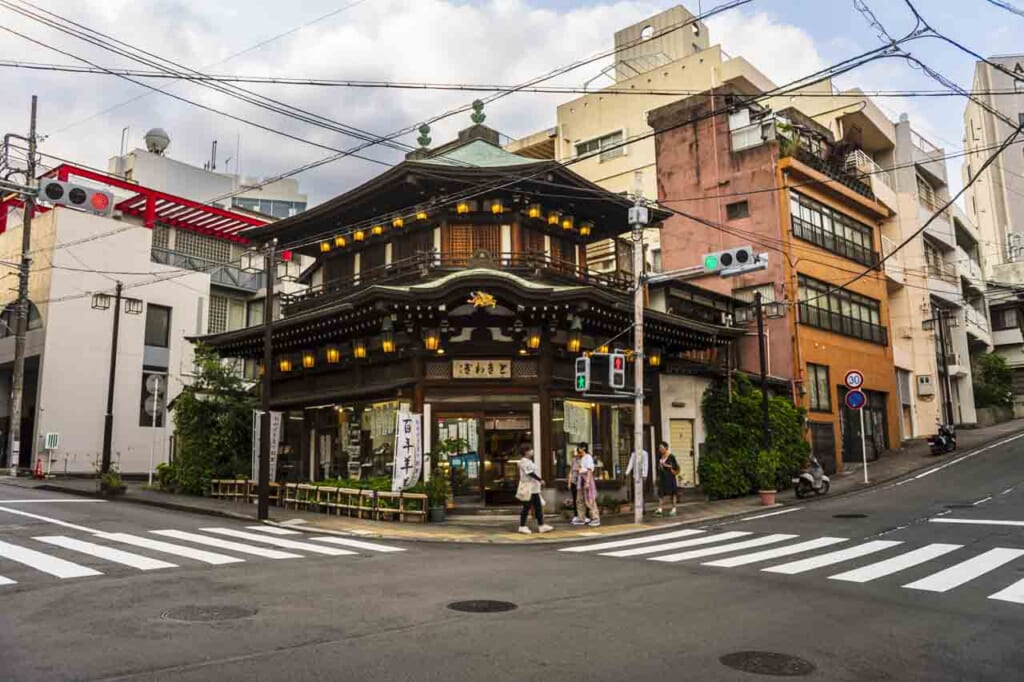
[392,410,423,492]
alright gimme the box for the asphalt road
[2,434,1024,681]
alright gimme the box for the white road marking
[973,497,993,506]
[0,576,14,586]
[0,500,106,504]
[601,531,750,558]
[0,539,101,578]
[97,533,244,565]
[311,537,406,553]
[198,528,355,555]
[930,518,1024,528]
[1000,488,1015,496]
[245,526,302,536]
[829,544,962,584]
[704,537,848,568]
[0,506,98,534]
[650,534,797,563]
[559,529,705,553]
[34,536,178,571]
[763,541,903,575]
[151,530,302,559]
[904,548,1024,593]
[989,578,1024,604]
[904,432,1024,484]
[741,508,803,521]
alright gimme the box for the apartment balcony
[151,247,264,293]
[911,130,948,186]
[880,235,906,287]
[993,327,1024,348]
[944,351,969,378]
[844,149,896,208]
[964,306,992,349]
[957,247,984,293]
[926,262,961,304]
[793,146,875,202]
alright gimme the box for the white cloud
[705,9,827,86]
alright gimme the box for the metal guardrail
[151,247,264,292]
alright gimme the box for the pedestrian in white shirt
[516,446,552,534]
[572,442,600,527]
[626,448,650,512]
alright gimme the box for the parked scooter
[928,423,957,455]
[793,456,830,498]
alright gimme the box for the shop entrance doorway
[434,412,532,505]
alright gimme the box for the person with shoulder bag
[655,440,680,517]
[516,446,552,534]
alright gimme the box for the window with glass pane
[790,191,876,266]
[808,364,831,412]
[145,304,171,347]
[797,274,886,345]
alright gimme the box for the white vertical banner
[392,409,422,492]
[269,411,282,483]
[251,410,261,480]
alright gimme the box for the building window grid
[807,363,832,412]
[797,275,888,345]
[575,131,625,162]
[176,228,232,264]
[790,192,877,266]
[152,224,170,250]
[208,295,228,334]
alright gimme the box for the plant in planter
[597,494,623,515]
[97,468,126,497]
[426,471,451,523]
[756,449,781,506]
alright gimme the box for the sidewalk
[4,418,1023,544]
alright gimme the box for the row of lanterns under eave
[318,202,595,253]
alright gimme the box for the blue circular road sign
[845,389,866,410]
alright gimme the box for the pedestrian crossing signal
[609,353,626,389]
[575,356,590,392]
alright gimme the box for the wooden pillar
[538,340,554,482]
[412,353,425,413]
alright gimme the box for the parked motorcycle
[793,456,830,498]
[928,423,957,455]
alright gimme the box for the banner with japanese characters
[391,410,423,491]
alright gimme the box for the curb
[32,483,256,522]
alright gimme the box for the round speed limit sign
[844,370,864,389]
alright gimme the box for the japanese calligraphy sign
[391,409,423,492]
[451,359,512,379]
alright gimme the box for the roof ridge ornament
[470,100,486,125]
[417,123,431,149]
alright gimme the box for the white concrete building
[0,163,280,474]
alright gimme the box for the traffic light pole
[7,95,36,476]
[100,282,124,474]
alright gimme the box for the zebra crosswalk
[559,529,1024,606]
[0,525,406,588]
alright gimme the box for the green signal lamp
[704,254,719,270]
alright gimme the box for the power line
[983,0,1024,18]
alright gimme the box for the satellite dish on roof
[144,128,170,155]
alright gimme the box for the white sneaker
[538,524,554,533]
[587,519,601,527]
[570,518,586,526]
[518,526,532,534]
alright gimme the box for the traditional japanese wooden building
[198,117,743,506]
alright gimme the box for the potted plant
[756,449,780,506]
[598,494,622,515]
[98,468,126,497]
[426,472,451,523]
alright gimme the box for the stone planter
[758,490,777,506]
[98,482,126,498]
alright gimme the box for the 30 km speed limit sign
[844,370,864,390]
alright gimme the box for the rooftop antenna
[210,139,217,171]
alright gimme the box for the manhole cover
[161,605,256,623]
[720,651,816,677]
[446,600,517,613]
[833,513,868,519]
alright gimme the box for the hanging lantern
[547,210,561,226]
[392,216,405,229]
[381,318,396,354]
[648,347,663,368]
[561,215,574,231]
[528,203,542,219]
[372,225,384,236]
[278,357,293,373]
[456,201,470,215]
[302,351,316,369]
[526,326,542,351]
[580,221,593,236]
[325,345,341,364]
[416,210,428,221]
[490,199,504,215]
[352,339,368,360]
[567,317,583,354]
[334,235,347,248]
[257,361,265,377]
[354,229,366,241]
[423,327,441,352]
[320,241,331,253]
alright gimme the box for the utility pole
[755,292,771,450]
[935,307,955,426]
[8,95,37,476]
[100,282,124,474]
[629,173,649,525]
[257,240,277,521]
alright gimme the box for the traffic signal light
[609,352,626,389]
[38,180,114,217]
[702,246,767,277]
[574,356,590,392]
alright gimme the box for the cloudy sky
[0,0,1019,205]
